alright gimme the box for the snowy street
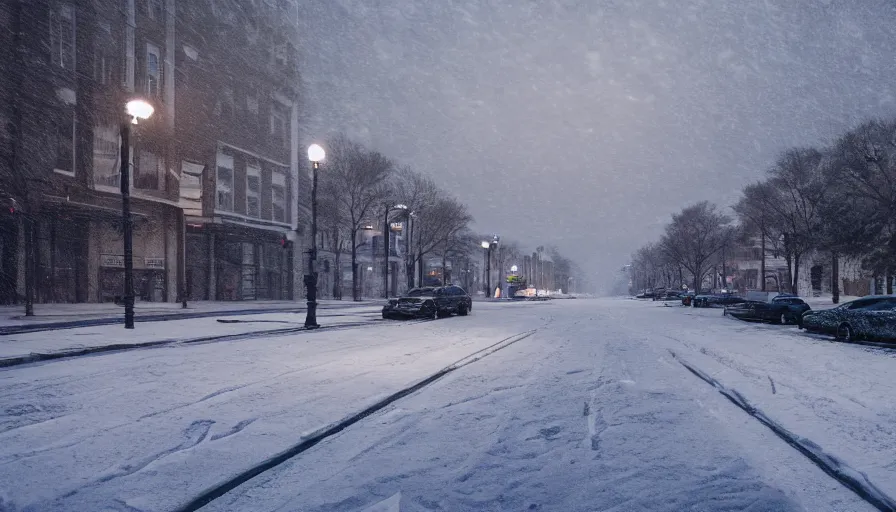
[1,299,894,511]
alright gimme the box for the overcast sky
[296,0,896,292]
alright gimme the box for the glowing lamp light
[125,99,154,121]
[481,241,491,249]
[308,144,326,162]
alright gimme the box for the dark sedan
[382,285,473,320]
[801,295,896,342]
[693,293,745,308]
[724,296,811,325]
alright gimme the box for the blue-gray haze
[296,0,896,292]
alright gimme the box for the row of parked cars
[637,288,896,343]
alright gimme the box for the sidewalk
[0,299,381,334]
[0,306,381,367]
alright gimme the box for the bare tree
[660,201,732,293]
[765,148,828,294]
[390,166,440,288]
[412,196,473,286]
[320,134,394,301]
[835,119,896,293]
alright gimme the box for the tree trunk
[887,270,893,295]
[831,252,839,304]
[333,249,342,299]
[791,252,801,295]
[784,252,793,294]
[760,229,767,291]
[693,265,701,293]
[418,249,424,286]
[350,229,359,301]
[406,257,415,289]
[441,253,447,286]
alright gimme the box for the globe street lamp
[305,143,325,329]
[121,99,154,329]
[481,234,499,297]
[382,203,408,297]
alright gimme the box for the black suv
[382,286,473,319]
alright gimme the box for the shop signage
[100,254,125,268]
[390,222,403,232]
[144,257,166,269]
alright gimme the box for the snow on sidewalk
[0,302,549,511]
[0,305,381,363]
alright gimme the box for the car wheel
[836,323,853,342]
[457,305,468,316]
[423,301,438,320]
[779,313,788,325]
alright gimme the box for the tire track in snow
[172,329,539,512]
[669,349,896,512]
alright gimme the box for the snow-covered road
[1,299,893,511]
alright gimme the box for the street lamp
[383,203,407,297]
[481,234,499,298]
[120,99,154,329]
[305,143,325,329]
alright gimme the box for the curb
[0,302,380,336]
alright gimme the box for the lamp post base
[304,273,320,329]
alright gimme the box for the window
[146,43,161,96]
[50,4,75,70]
[246,163,261,218]
[54,110,75,174]
[216,153,234,211]
[136,150,165,190]
[93,22,115,84]
[246,95,259,115]
[92,122,119,187]
[271,169,287,222]
[270,109,288,149]
[147,0,163,21]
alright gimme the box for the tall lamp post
[121,99,154,329]
[382,203,408,298]
[305,143,325,329]
[481,234,499,298]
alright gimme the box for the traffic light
[279,236,293,250]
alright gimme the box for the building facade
[0,0,304,305]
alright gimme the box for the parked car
[800,295,896,342]
[654,290,683,301]
[382,286,473,319]
[635,290,656,299]
[693,292,745,308]
[724,295,811,324]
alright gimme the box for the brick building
[0,0,304,305]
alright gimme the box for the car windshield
[405,288,435,297]
[6,3,896,511]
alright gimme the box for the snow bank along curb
[0,321,376,369]
[0,301,381,335]
[668,349,896,512]
[172,329,539,512]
